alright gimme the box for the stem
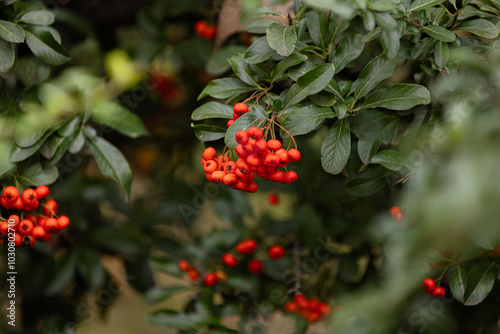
[273,121,297,148]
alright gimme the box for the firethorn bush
[2,0,500,333]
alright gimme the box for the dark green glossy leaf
[192,101,234,120]
[381,29,400,59]
[281,105,335,136]
[411,37,437,60]
[463,261,496,306]
[19,9,54,25]
[351,55,396,104]
[408,0,446,12]
[434,41,449,68]
[24,25,70,65]
[192,124,227,142]
[360,84,431,110]
[228,53,261,88]
[84,130,132,201]
[22,162,58,185]
[198,78,255,100]
[374,12,398,30]
[371,150,411,172]
[284,63,335,109]
[244,37,275,64]
[423,25,456,42]
[346,165,396,197]
[456,19,499,38]
[321,118,350,175]
[0,38,15,73]
[91,101,149,138]
[332,33,364,74]
[450,265,468,304]
[270,53,308,83]
[10,130,54,162]
[225,112,260,148]
[246,18,277,34]
[266,23,297,57]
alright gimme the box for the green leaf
[192,124,227,142]
[19,9,55,25]
[91,101,149,138]
[456,19,499,38]
[270,53,308,84]
[84,130,132,201]
[206,45,247,76]
[192,102,234,120]
[0,38,15,73]
[321,118,351,175]
[332,33,364,74]
[463,262,496,306]
[360,84,431,110]
[346,165,396,197]
[361,27,382,43]
[306,10,331,50]
[450,265,468,304]
[408,0,447,12]
[381,28,400,59]
[244,37,276,64]
[0,19,25,43]
[24,25,70,65]
[303,0,356,19]
[371,150,411,172]
[411,37,437,60]
[225,112,260,148]
[374,12,398,31]
[147,310,204,329]
[145,286,189,305]
[284,63,335,109]
[10,130,54,162]
[22,162,58,185]
[363,11,375,31]
[246,18,278,34]
[198,78,255,100]
[351,55,397,104]
[45,249,78,295]
[228,53,261,88]
[266,23,297,57]
[251,6,282,18]
[423,25,456,42]
[0,140,15,177]
[434,41,449,68]
[280,105,335,136]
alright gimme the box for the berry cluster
[422,278,445,298]
[390,206,404,222]
[284,295,331,323]
[0,185,70,248]
[177,260,227,287]
[226,102,249,128]
[194,20,217,40]
[203,103,301,193]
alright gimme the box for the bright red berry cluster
[0,185,70,248]
[177,259,227,287]
[422,278,445,298]
[194,20,217,40]
[390,206,404,222]
[284,295,331,323]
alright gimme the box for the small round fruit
[21,188,38,205]
[58,215,70,230]
[432,286,446,298]
[14,233,22,247]
[18,219,34,235]
[287,148,301,162]
[178,260,190,271]
[269,245,285,260]
[235,130,249,145]
[422,278,436,293]
[227,119,234,127]
[248,259,264,275]
[284,171,298,183]
[267,139,282,151]
[2,186,20,203]
[268,193,279,205]
[204,273,218,287]
[285,301,299,313]
[236,239,258,254]
[35,185,50,199]
[248,126,263,140]
[7,215,20,228]
[22,235,36,248]
[202,147,217,161]
[44,217,60,234]
[32,226,48,241]
[203,160,218,173]
[222,253,238,267]
[233,103,249,116]
[194,20,207,36]
[43,199,58,216]
[187,268,200,280]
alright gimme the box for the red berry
[246,154,262,167]
[284,171,298,183]
[203,25,217,40]
[202,147,217,161]
[0,221,8,235]
[267,139,282,151]
[269,245,285,260]
[285,301,299,313]
[248,126,263,140]
[246,182,258,193]
[263,153,280,167]
[35,185,50,199]
[236,239,258,254]
[44,217,60,234]
[254,139,267,151]
[2,186,20,203]
[194,20,207,37]
[43,199,58,216]
[187,268,200,280]
[32,226,48,241]
[8,215,20,228]
[287,148,301,162]
[432,286,445,298]
[227,119,234,127]
[422,278,436,293]
[211,171,225,183]
[18,219,34,235]
[222,253,238,267]
[269,170,285,183]
[233,103,249,116]
[22,235,36,248]
[178,259,191,271]
[21,188,38,205]
[390,206,401,215]
[14,233,22,247]
[203,160,218,173]
[57,215,70,230]
[294,294,309,309]
[204,273,218,287]
[0,196,13,209]
[268,193,279,205]
[235,130,249,145]
[13,198,23,210]
[223,173,238,186]
[248,259,263,275]
[307,312,321,323]
[318,302,331,316]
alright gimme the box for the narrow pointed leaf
[360,84,430,110]
[192,101,234,120]
[280,105,336,136]
[408,0,446,12]
[228,53,261,88]
[321,118,351,175]
[24,26,70,65]
[332,33,364,74]
[351,55,396,103]
[434,41,449,68]
[423,25,456,42]
[198,78,255,100]
[346,165,396,197]
[456,19,499,38]
[270,53,307,83]
[463,262,496,306]
[91,101,149,138]
[371,150,411,172]
[266,23,297,57]
[0,19,25,43]
[0,38,15,73]
[450,265,468,304]
[284,63,334,109]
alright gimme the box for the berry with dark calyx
[263,153,280,167]
[178,260,190,271]
[32,226,49,241]
[204,273,218,287]
[422,278,436,293]
[0,197,13,209]
[223,173,238,186]
[287,148,301,162]
[235,130,249,145]
[35,185,50,199]
[233,103,249,116]
[14,233,22,247]
[246,182,258,193]
[269,245,285,260]
[21,188,38,205]
[248,126,263,140]
[432,286,446,298]
[248,259,263,275]
[202,147,217,161]
[23,200,39,212]
[222,253,238,267]
[18,219,34,235]
[22,235,36,248]
[203,160,218,173]
[2,186,20,203]
[211,171,225,183]
[44,217,60,234]
[284,171,298,183]
[269,170,285,183]
[14,198,24,210]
